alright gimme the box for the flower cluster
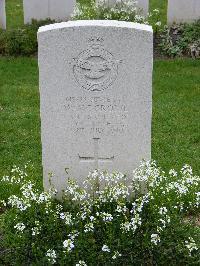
[1,161,199,265]
[71,1,162,31]
[63,239,75,252]
[185,237,198,255]
[46,249,57,264]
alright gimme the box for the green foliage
[150,0,167,26]
[0,162,200,265]
[0,2,162,56]
[0,19,54,56]
[159,20,200,58]
[0,29,6,54]
[1,1,200,58]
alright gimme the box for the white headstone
[168,0,200,24]
[0,0,6,29]
[23,0,75,24]
[96,0,149,15]
[137,0,149,14]
[38,20,153,194]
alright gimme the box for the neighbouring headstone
[168,0,200,24]
[0,0,6,29]
[96,0,149,15]
[23,0,75,24]
[38,20,153,194]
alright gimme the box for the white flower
[195,192,200,207]
[90,215,95,221]
[60,212,73,225]
[116,205,127,214]
[120,221,131,232]
[14,223,26,232]
[169,169,177,177]
[102,244,110,252]
[151,233,160,245]
[112,251,122,259]
[65,180,87,201]
[63,239,74,252]
[60,212,65,219]
[31,220,41,236]
[55,204,63,214]
[21,181,37,201]
[46,249,56,264]
[153,9,160,14]
[101,212,113,222]
[185,237,198,254]
[159,207,168,215]
[37,192,50,203]
[76,261,87,266]
[68,230,79,240]
[84,223,94,233]
[8,195,30,211]
[0,200,6,207]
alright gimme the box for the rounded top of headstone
[38,20,153,35]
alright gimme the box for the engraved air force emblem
[72,37,121,92]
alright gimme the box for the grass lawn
[0,57,42,191]
[150,0,168,25]
[0,57,199,199]
[6,0,24,29]
[5,0,168,29]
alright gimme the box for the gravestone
[0,0,6,29]
[38,20,153,193]
[23,0,75,24]
[168,0,200,24]
[96,0,149,15]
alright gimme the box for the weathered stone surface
[38,20,153,194]
[0,0,6,29]
[168,0,200,24]
[23,0,75,24]
[137,0,149,14]
[96,0,149,15]
[49,0,75,21]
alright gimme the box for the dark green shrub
[0,29,6,54]
[159,20,200,58]
[0,19,54,56]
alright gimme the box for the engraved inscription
[64,96,129,137]
[72,37,122,92]
[79,138,114,169]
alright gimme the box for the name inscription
[64,96,129,137]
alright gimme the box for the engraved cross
[78,138,114,169]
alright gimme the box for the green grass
[0,57,42,186]
[5,0,168,29]
[0,57,199,197]
[150,0,168,25]
[152,59,200,174]
[6,0,24,29]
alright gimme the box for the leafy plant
[0,161,199,265]
[0,19,54,56]
[159,20,200,58]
